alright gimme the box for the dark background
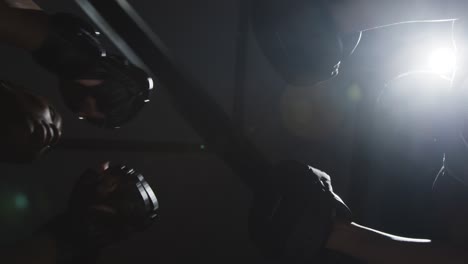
[0,1,456,263]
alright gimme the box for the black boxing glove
[58,55,153,128]
[32,12,105,79]
[249,160,351,263]
[31,13,153,128]
[45,164,158,263]
[431,165,468,243]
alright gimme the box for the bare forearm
[331,1,468,33]
[0,0,48,50]
[326,222,467,264]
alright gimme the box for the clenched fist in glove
[249,160,351,263]
[32,13,153,128]
[45,162,158,263]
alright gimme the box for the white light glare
[428,48,456,76]
[148,78,154,90]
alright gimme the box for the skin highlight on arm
[326,222,468,264]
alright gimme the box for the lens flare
[14,193,29,210]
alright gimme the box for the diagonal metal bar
[76,0,273,192]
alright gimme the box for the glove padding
[32,13,152,128]
[249,160,351,263]
[46,164,158,261]
[32,12,105,79]
[58,55,152,128]
[431,166,468,243]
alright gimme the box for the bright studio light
[428,48,456,75]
